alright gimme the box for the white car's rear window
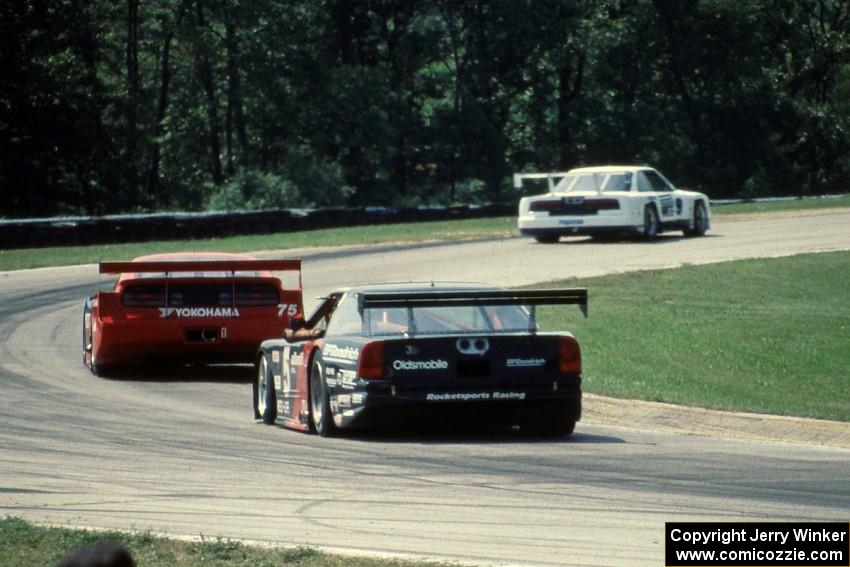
[554,172,633,193]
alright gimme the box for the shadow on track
[102,363,253,384]
[530,233,721,246]
[342,424,625,445]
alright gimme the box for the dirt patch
[584,393,850,448]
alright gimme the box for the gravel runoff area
[584,394,850,448]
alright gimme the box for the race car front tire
[684,201,708,237]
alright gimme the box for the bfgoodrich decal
[506,358,546,368]
[324,344,360,361]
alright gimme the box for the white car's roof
[567,165,653,173]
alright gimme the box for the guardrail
[0,204,516,250]
[1,194,845,250]
[710,195,848,206]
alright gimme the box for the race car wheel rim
[257,357,268,417]
[310,360,324,430]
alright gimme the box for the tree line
[2,0,849,218]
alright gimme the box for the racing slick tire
[521,403,577,437]
[254,353,277,424]
[683,201,708,237]
[83,299,120,377]
[643,205,659,240]
[91,364,118,377]
[309,353,338,437]
[534,234,560,244]
[82,300,95,374]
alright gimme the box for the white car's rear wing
[513,172,573,192]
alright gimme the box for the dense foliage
[2,0,849,217]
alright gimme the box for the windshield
[553,171,633,193]
[362,304,534,337]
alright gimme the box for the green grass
[2,195,848,271]
[0,517,453,567]
[534,251,850,421]
[0,217,517,271]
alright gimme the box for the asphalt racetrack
[1,211,849,566]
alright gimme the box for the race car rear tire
[82,299,95,374]
[534,234,560,244]
[309,354,337,437]
[643,205,659,240]
[551,416,577,437]
[521,404,577,437]
[91,364,118,377]
[255,353,277,424]
[684,201,708,237]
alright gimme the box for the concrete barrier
[0,204,516,250]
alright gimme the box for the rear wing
[99,259,301,275]
[513,172,573,192]
[100,259,301,288]
[360,289,587,313]
[358,288,587,336]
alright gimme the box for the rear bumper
[518,212,641,236]
[334,380,582,429]
[93,318,284,365]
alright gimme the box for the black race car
[252,282,587,436]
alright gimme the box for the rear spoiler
[99,259,301,275]
[359,289,587,336]
[513,172,573,192]
[360,289,586,314]
[99,259,302,289]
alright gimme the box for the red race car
[83,252,303,375]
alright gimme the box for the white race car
[516,166,710,243]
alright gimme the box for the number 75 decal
[278,304,299,317]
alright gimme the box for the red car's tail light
[122,285,166,307]
[559,336,581,374]
[358,341,385,379]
